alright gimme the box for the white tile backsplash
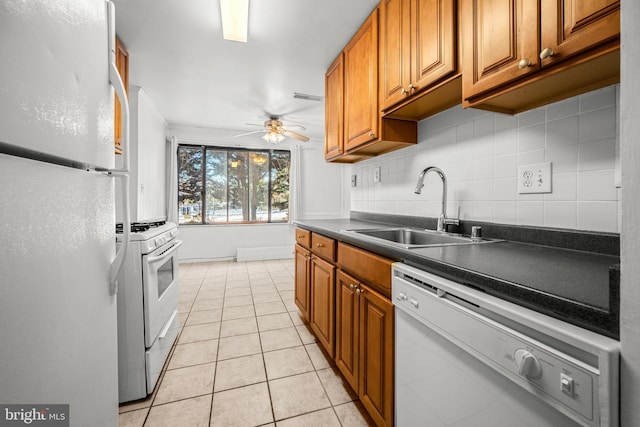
[579,107,617,144]
[544,202,577,229]
[518,124,546,153]
[350,85,620,233]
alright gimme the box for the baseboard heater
[236,245,294,262]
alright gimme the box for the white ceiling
[112,0,379,142]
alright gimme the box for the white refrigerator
[0,1,130,425]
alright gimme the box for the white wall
[620,0,640,424]
[136,88,168,221]
[350,86,620,233]
[168,125,347,262]
[116,86,167,223]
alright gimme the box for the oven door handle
[158,310,178,340]
[147,240,183,264]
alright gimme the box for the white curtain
[288,144,302,223]
[166,136,178,224]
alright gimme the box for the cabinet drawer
[311,233,336,262]
[337,242,393,296]
[295,228,311,249]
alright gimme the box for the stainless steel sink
[345,227,500,249]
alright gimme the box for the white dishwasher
[392,263,619,427]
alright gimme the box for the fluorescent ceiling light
[220,0,249,43]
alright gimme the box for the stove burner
[116,220,167,234]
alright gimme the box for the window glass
[177,146,203,224]
[205,149,227,223]
[270,151,290,222]
[177,146,290,225]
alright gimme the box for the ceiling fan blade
[233,130,265,138]
[244,123,265,127]
[282,130,310,142]
[282,124,306,131]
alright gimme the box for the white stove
[116,221,180,253]
[116,221,182,403]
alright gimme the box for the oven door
[142,238,182,348]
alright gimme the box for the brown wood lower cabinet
[294,244,311,322]
[310,256,336,358]
[294,230,395,427]
[336,270,360,391]
[336,269,394,427]
[359,283,394,427]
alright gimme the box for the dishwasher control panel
[391,263,618,427]
[497,331,595,420]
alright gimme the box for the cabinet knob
[401,87,408,95]
[408,83,415,92]
[356,288,364,295]
[518,58,532,69]
[540,47,555,59]
[349,284,356,291]
[369,132,375,138]
[316,243,324,248]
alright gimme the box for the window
[178,145,291,224]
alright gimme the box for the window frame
[177,144,291,225]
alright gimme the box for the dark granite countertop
[294,216,620,339]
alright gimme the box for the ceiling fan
[233,116,310,143]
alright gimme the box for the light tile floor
[119,260,374,427]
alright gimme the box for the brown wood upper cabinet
[114,37,129,155]
[345,8,379,151]
[462,0,620,113]
[379,0,458,112]
[325,6,417,163]
[324,53,344,161]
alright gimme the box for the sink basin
[345,227,499,249]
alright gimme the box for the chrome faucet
[415,166,459,232]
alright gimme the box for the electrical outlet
[351,174,357,187]
[374,166,381,183]
[518,162,552,194]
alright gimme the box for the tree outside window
[178,145,290,224]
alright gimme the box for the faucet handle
[444,217,460,226]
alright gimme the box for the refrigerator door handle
[109,173,130,294]
[106,0,130,294]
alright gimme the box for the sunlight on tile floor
[118,260,374,427]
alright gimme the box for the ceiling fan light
[262,130,285,144]
[220,0,248,43]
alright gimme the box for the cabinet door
[325,53,344,160]
[462,0,539,99]
[359,284,394,427]
[294,245,311,322]
[380,0,411,111]
[344,8,379,151]
[114,37,129,155]
[411,0,457,91]
[540,0,619,67]
[335,270,360,393]
[310,256,336,358]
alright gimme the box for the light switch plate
[374,166,381,183]
[518,162,552,194]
